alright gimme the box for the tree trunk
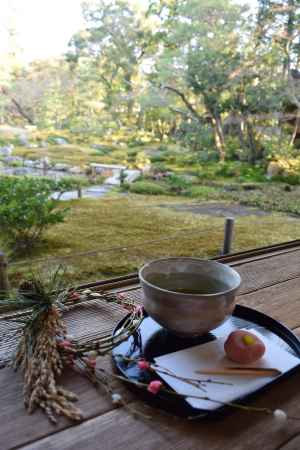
[237,115,246,149]
[245,118,259,164]
[11,98,35,125]
[212,115,226,162]
[246,120,256,164]
[290,109,300,147]
[124,72,134,119]
[282,0,295,80]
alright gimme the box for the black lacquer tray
[112,305,300,418]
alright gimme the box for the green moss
[5,194,300,287]
[129,181,168,195]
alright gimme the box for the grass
[6,194,300,287]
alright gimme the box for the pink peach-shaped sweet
[224,330,266,364]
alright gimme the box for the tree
[256,0,300,147]
[67,0,154,127]
[150,0,244,161]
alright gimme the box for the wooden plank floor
[1,242,300,450]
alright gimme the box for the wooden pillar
[222,217,235,255]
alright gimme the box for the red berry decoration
[147,380,163,394]
[138,359,150,370]
[69,292,81,301]
[224,330,266,364]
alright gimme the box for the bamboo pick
[195,367,282,377]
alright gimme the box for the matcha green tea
[147,272,228,295]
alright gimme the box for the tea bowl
[139,257,241,337]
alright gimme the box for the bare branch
[163,85,203,122]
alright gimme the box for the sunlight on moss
[7,195,300,287]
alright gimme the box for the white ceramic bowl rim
[139,257,241,297]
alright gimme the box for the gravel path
[160,202,271,217]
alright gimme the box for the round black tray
[112,305,300,418]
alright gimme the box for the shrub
[129,181,168,195]
[159,144,173,151]
[185,185,221,199]
[151,162,169,173]
[127,139,146,148]
[215,162,241,177]
[165,174,192,194]
[150,153,168,163]
[55,176,90,199]
[272,174,300,185]
[0,177,69,252]
[215,162,266,182]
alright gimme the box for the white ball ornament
[65,334,74,341]
[273,409,287,428]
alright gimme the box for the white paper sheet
[153,330,299,410]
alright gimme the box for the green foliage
[129,181,168,195]
[272,174,300,185]
[150,152,169,163]
[185,185,222,200]
[165,174,192,194]
[1,0,300,169]
[0,177,69,252]
[127,148,139,162]
[215,162,266,182]
[127,139,146,148]
[151,162,169,173]
[55,176,90,197]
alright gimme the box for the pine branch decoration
[0,268,143,424]
[2,271,83,423]
[14,303,82,423]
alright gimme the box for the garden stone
[33,161,43,169]
[18,135,29,146]
[123,169,141,183]
[68,166,82,174]
[3,156,15,164]
[141,163,152,175]
[223,184,240,192]
[267,161,281,178]
[24,160,36,167]
[54,163,70,171]
[52,137,69,145]
[90,144,113,152]
[0,145,14,156]
[3,156,21,165]
[13,167,31,175]
[90,144,104,150]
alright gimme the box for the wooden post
[0,252,10,295]
[42,159,48,176]
[222,217,235,255]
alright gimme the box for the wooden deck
[1,240,300,450]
